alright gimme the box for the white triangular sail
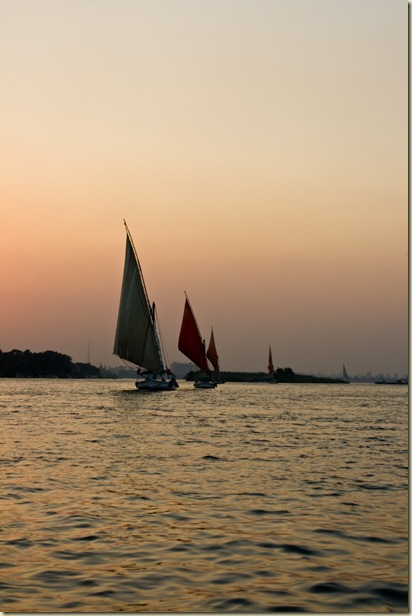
[113,224,163,372]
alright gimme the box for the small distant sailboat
[207,328,225,382]
[178,294,217,388]
[113,221,178,391]
[268,345,277,383]
[342,364,350,383]
[207,328,219,374]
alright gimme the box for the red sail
[207,328,220,374]
[178,297,210,374]
[268,345,274,373]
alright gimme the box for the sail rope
[155,310,171,370]
[118,357,138,373]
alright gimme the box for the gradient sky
[0,0,408,376]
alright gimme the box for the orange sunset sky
[0,0,408,376]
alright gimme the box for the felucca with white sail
[113,221,178,391]
[178,294,218,388]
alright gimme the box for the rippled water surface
[0,379,408,612]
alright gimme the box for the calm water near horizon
[0,379,408,613]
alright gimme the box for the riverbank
[185,370,347,384]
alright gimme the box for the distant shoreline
[1,350,404,384]
[185,370,347,384]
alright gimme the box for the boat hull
[194,381,217,389]
[136,377,178,391]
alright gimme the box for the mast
[151,301,165,371]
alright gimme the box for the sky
[0,0,408,377]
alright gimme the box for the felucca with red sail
[268,345,277,383]
[178,294,217,388]
[207,328,219,374]
[207,328,225,383]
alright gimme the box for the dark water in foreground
[0,379,408,613]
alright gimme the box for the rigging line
[155,309,170,369]
[119,357,137,373]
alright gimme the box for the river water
[0,379,408,613]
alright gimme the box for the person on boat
[168,375,178,389]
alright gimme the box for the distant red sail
[178,297,210,374]
[207,328,220,374]
[268,346,274,373]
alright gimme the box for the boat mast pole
[152,303,168,371]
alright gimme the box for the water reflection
[0,380,408,612]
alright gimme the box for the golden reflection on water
[0,380,408,612]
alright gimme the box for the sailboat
[268,345,277,383]
[113,221,178,391]
[207,328,219,374]
[178,294,217,388]
[207,328,224,382]
[342,364,350,383]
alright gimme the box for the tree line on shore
[0,349,100,378]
